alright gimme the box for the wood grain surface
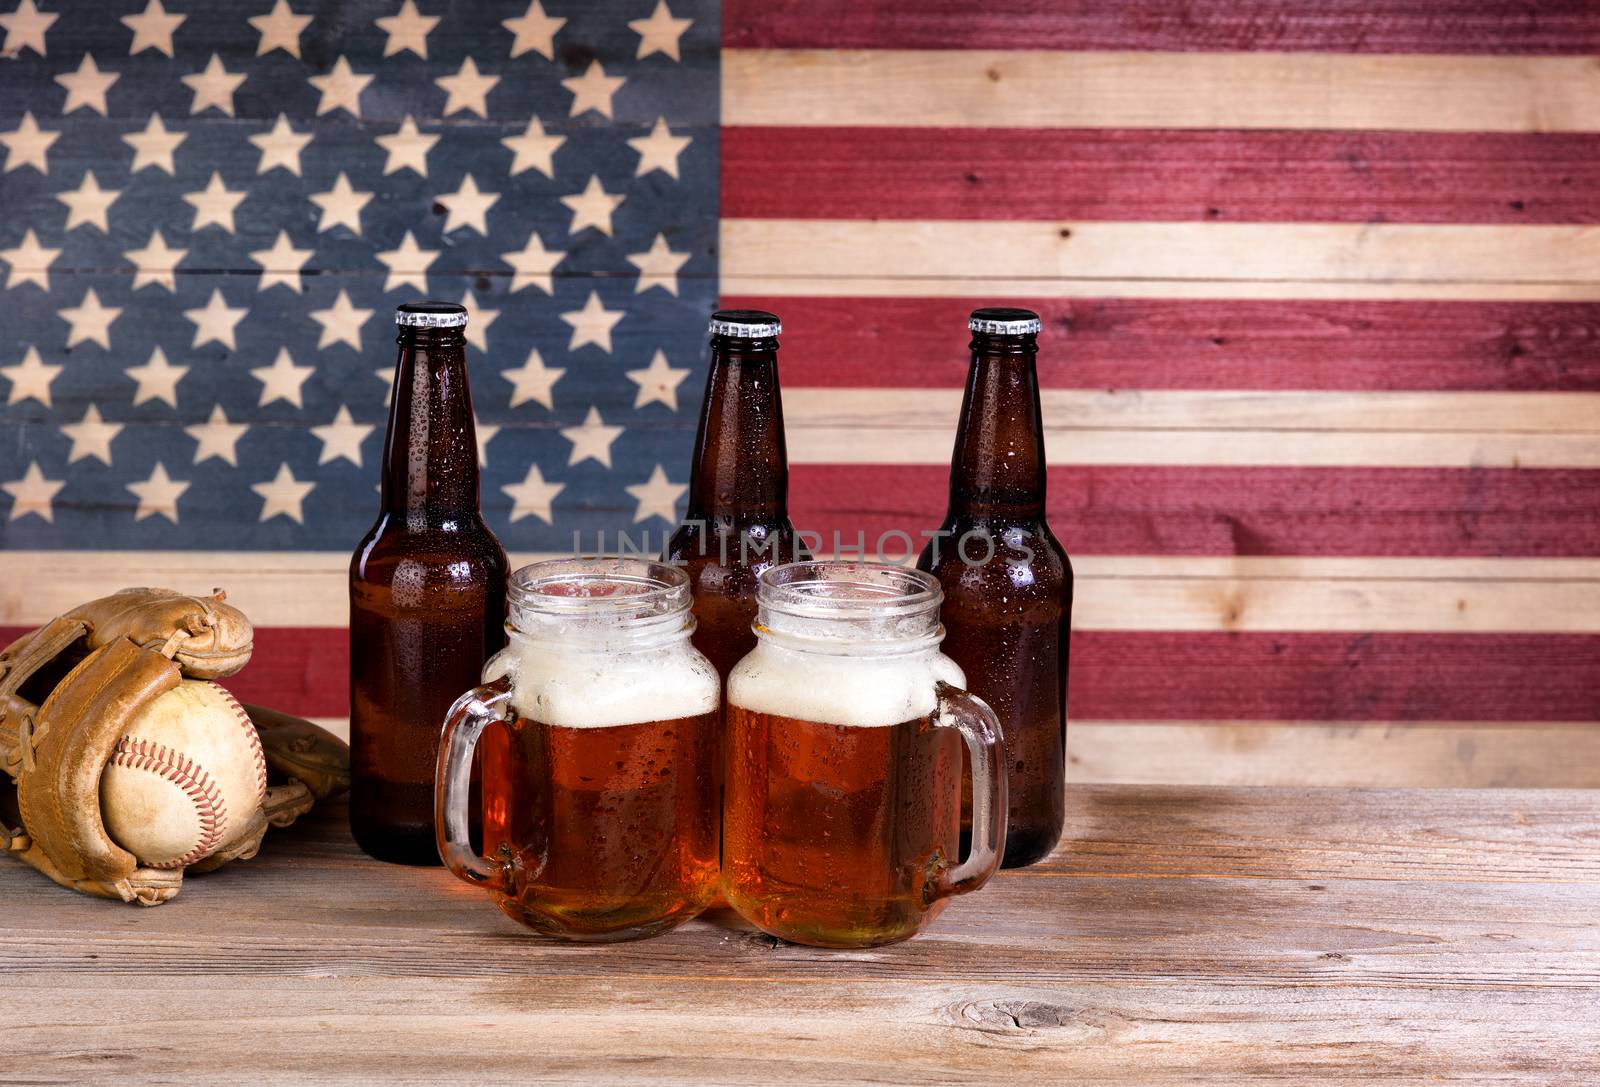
[722,49,1600,132]
[5,786,1598,1085]
[722,0,1600,54]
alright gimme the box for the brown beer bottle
[917,307,1073,869]
[349,301,509,865]
[664,310,807,679]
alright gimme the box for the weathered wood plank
[793,425,1600,469]
[787,389,1600,435]
[791,465,1600,558]
[1067,722,1600,788]
[721,275,1600,303]
[1067,632,1600,724]
[722,50,1600,133]
[18,387,1600,472]
[717,297,1600,393]
[722,220,1600,293]
[4,787,1598,1084]
[8,977,1598,1085]
[723,128,1600,224]
[6,554,1598,631]
[723,0,1600,55]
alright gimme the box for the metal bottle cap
[968,307,1042,336]
[709,309,781,338]
[396,301,469,328]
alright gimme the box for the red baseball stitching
[211,684,268,800]
[108,737,226,869]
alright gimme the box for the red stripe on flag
[724,128,1600,225]
[2,627,1584,724]
[790,465,1600,557]
[722,0,1600,54]
[724,296,1600,392]
[1072,632,1600,722]
[226,626,350,718]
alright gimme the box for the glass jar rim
[757,561,942,621]
[509,557,691,624]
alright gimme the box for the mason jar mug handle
[928,681,1007,900]
[434,677,514,892]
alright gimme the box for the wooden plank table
[6,785,1599,1085]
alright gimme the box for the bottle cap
[968,307,1042,336]
[396,301,468,328]
[709,309,781,338]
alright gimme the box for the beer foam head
[731,561,962,727]
[728,640,965,729]
[487,558,719,728]
[488,635,718,730]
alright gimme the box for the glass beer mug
[722,561,1007,947]
[436,558,721,940]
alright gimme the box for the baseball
[99,680,268,870]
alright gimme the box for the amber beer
[483,710,720,939]
[918,307,1074,869]
[437,559,722,941]
[350,301,508,865]
[724,708,961,945]
[664,310,806,679]
[722,562,1006,948]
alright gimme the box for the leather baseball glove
[0,587,350,905]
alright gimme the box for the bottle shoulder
[351,512,509,581]
[917,521,1072,602]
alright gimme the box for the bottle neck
[685,336,790,523]
[379,328,481,516]
[945,334,1047,522]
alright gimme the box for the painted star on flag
[503,0,563,59]
[184,404,248,466]
[0,0,57,56]
[310,290,373,351]
[123,112,184,173]
[122,0,185,57]
[124,230,188,291]
[252,463,316,524]
[3,463,66,523]
[183,289,248,350]
[559,291,623,352]
[125,347,187,407]
[250,0,311,58]
[0,229,60,290]
[376,115,437,176]
[503,463,564,524]
[626,465,687,525]
[249,114,313,175]
[55,53,118,116]
[61,404,122,465]
[628,1,692,61]
[128,462,189,523]
[58,289,121,349]
[376,0,438,58]
[560,406,624,468]
[309,56,372,117]
[1,112,58,173]
[502,348,564,410]
[561,60,624,119]
[2,346,62,406]
[181,53,246,116]
[251,347,315,407]
[248,231,313,293]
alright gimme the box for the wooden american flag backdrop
[3,1,1598,785]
